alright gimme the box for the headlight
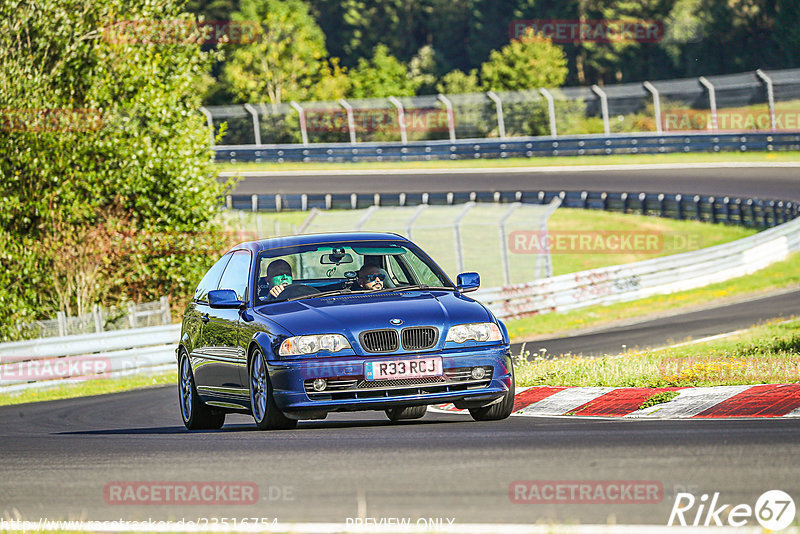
[445,322,503,343]
[279,334,351,356]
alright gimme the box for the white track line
[219,161,800,177]
[625,385,752,419]
[514,387,618,416]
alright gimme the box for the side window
[195,254,232,302]
[217,250,252,301]
[386,255,412,285]
[403,252,448,286]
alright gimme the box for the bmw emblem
[390,318,403,326]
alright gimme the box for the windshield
[254,241,454,304]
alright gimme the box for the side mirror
[456,272,480,293]
[208,289,245,309]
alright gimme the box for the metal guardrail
[474,215,800,320]
[16,296,171,340]
[0,325,179,394]
[214,132,800,164]
[226,189,799,229]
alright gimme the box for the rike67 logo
[668,490,796,529]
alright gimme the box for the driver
[355,264,385,291]
[265,259,293,299]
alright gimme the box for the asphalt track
[225,163,800,201]
[3,387,800,525]
[4,163,800,527]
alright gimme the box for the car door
[194,249,252,403]
[187,252,231,386]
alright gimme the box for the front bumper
[267,345,512,417]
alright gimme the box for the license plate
[364,357,443,380]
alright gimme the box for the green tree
[436,69,481,94]
[409,45,438,95]
[480,28,568,91]
[0,0,229,338]
[222,0,329,104]
[347,44,420,98]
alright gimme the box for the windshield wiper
[286,288,353,301]
[379,284,430,292]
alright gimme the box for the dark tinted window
[218,250,252,301]
[194,253,231,302]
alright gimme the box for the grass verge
[514,318,800,388]
[0,371,176,407]
[217,150,800,173]
[639,391,680,409]
[507,251,800,340]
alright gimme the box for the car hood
[254,290,492,346]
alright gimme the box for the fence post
[453,202,475,273]
[57,311,67,337]
[755,69,776,131]
[591,85,610,135]
[675,194,683,220]
[498,203,521,285]
[339,99,357,144]
[160,296,171,325]
[388,96,407,145]
[642,81,662,134]
[243,103,262,145]
[251,194,258,213]
[437,94,456,142]
[405,204,427,239]
[128,302,138,328]
[486,91,506,139]
[199,107,215,147]
[538,88,557,137]
[698,77,718,130]
[289,101,309,146]
[93,305,103,333]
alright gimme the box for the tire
[469,365,515,422]
[178,351,225,430]
[249,348,297,430]
[385,405,427,421]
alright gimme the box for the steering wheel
[270,284,319,301]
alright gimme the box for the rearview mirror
[208,289,244,309]
[456,272,480,293]
[320,253,353,265]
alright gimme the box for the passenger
[265,259,293,299]
[355,264,385,291]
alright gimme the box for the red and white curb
[430,384,800,419]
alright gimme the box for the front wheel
[385,405,427,421]
[249,348,297,431]
[469,365,515,422]
[178,351,225,430]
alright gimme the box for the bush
[0,0,232,340]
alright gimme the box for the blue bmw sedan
[177,232,514,430]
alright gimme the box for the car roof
[228,231,411,254]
